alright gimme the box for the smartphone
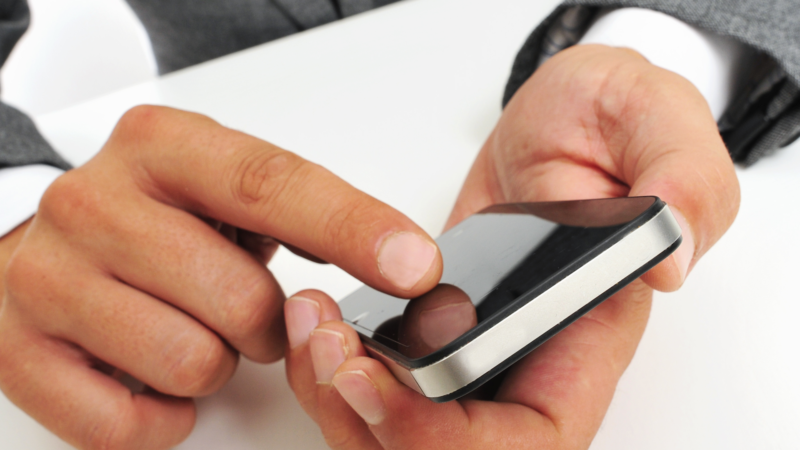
[339,196,682,402]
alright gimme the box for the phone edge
[366,202,682,400]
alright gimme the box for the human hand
[0,105,443,449]
[284,44,740,449]
[450,44,739,291]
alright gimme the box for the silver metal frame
[364,204,682,399]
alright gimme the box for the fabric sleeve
[577,8,749,121]
[0,0,70,238]
[0,0,70,171]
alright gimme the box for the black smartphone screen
[340,197,659,362]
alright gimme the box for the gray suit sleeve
[0,0,70,170]
[504,0,800,166]
[125,0,403,74]
[2,0,404,170]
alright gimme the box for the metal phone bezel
[346,198,682,401]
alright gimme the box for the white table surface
[3,0,800,448]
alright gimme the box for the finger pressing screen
[104,106,443,299]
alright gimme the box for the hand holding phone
[284,45,740,450]
[338,196,681,401]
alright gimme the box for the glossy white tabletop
[2,0,799,448]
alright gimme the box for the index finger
[103,105,443,298]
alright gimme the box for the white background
[2,0,799,449]
[1,0,156,116]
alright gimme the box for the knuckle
[113,104,167,144]
[3,246,46,300]
[114,105,217,144]
[230,148,306,206]
[37,171,105,231]
[218,272,280,345]
[163,331,231,396]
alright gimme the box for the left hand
[284,45,740,449]
[0,106,443,450]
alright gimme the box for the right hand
[283,45,741,450]
[0,105,443,450]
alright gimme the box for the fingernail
[377,232,437,291]
[309,329,348,384]
[419,302,476,349]
[669,206,695,282]
[332,370,387,425]
[285,296,320,349]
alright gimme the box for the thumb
[620,67,740,291]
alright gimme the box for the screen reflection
[340,197,656,360]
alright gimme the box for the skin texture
[284,45,741,450]
[0,219,29,297]
[0,105,443,450]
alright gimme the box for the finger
[399,284,477,358]
[66,279,239,398]
[494,280,654,449]
[444,146,500,231]
[237,231,325,265]
[283,291,381,449]
[38,174,287,363]
[5,241,238,398]
[0,314,195,450]
[548,46,737,291]
[279,241,329,264]
[218,222,238,243]
[604,56,740,291]
[284,290,343,422]
[236,230,280,265]
[331,282,652,450]
[452,47,740,292]
[445,139,629,231]
[308,321,381,450]
[104,105,443,298]
[331,356,525,450]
